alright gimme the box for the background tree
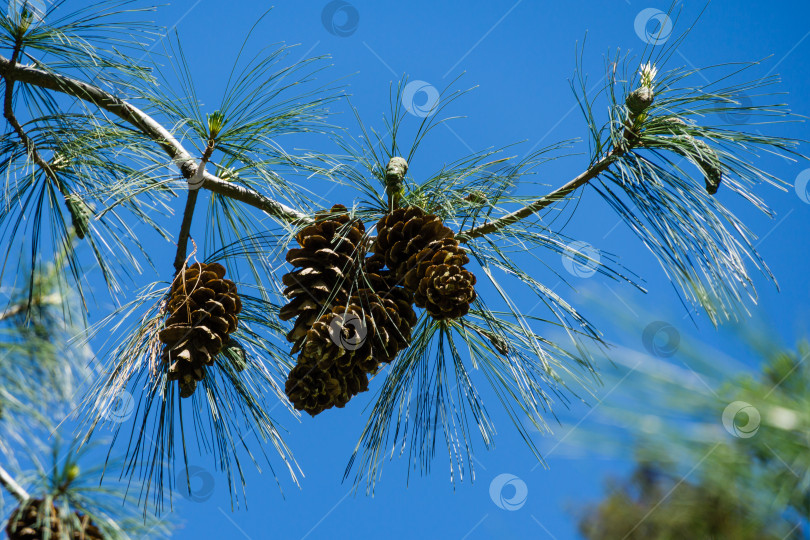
[0,0,805,528]
[578,461,800,540]
[0,254,170,537]
[568,316,810,538]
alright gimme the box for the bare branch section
[457,151,621,242]
[0,54,310,226]
[0,463,29,501]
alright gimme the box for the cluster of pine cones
[5,499,102,540]
[283,205,476,416]
[159,262,243,398]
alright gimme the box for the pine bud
[626,86,655,116]
[66,464,80,483]
[385,157,408,206]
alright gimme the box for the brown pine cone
[330,363,370,408]
[415,264,477,319]
[374,207,453,280]
[403,239,476,319]
[285,285,417,415]
[159,262,242,398]
[285,355,372,416]
[285,361,344,416]
[286,296,374,415]
[6,499,103,540]
[280,205,366,354]
[362,253,396,292]
[402,238,470,292]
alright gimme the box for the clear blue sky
[58,1,810,538]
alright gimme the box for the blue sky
[20,1,810,538]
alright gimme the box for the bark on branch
[457,151,621,242]
[0,464,29,502]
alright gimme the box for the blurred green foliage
[575,338,810,539]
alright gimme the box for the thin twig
[0,54,310,226]
[457,151,622,242]
[0,463,29,502]
[173,190,200,273]
[2,37,81,228]
[174,141,216,272]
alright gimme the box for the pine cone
[331,363,370,408]
[285,362,343,416]
[6,499,103,540]
[374,207,453,279]
[159,262,242,398]
[280,205,366,354]
[402,238,469,291]
[285,285,415,415]
[416,264,477,319]
[285,296,374,415]
[403,239,476,319]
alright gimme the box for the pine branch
[457,151,622,242]
[0,292,61,322]
[0,463,29,502]
[0,53,310,226]
[2,38,90,238]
